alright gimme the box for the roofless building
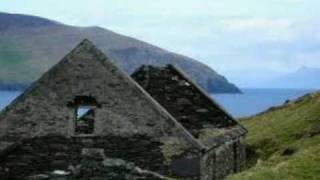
[0,39,247,180]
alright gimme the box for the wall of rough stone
[0,40,198,144]
[0,40,200,149]
[215,141,235,179]
[200,148,215,180]
[0,40,204,179]
[169,151,201,179]
[132,65,237,138]
[234,138,246,172]
[132,65,248,179]
[0,135,201,179]
[0,41,247,180]
[200,137,246,180]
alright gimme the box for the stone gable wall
[0,41,200,150]
[200,137,246,180]
[132,65,237,138]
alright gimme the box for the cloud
[284,0,303,3]
[295,51,320,67]
[221,18,292,32]
[220,18,297,42]
[2,0,320,87]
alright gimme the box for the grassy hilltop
[228,91,320,180]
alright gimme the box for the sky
[1,0,320,87]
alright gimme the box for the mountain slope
[227,91,320,179]
[256,67,320,89]
[0,12,240,93]
[274,67,320,89]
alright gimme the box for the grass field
[227,91,320,180]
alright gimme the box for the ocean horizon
[0,88,316,118]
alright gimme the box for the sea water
[0,89,316,118]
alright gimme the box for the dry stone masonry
[0,39,247,180]
[132,65,248,179]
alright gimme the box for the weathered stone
[52,170,70,176]
[176,98,192,106]
[80,138,94,146]
[68,165,82,176]
[48,144,69,151]
[81,148,105,160]
[51,160,68,168]
[132,65,244,138]
[132,65,248,180]
[0,40,247,180]
[54,152,69,159]
[28,174,50,180]
[102,158,127,167]
[0,141,18,158]
[170,157,200,177]
[0,41,201,180]
[196,109,209,113]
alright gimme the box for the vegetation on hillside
[0,42,37,83]
[0,12,240,93]
[227,91,320,180]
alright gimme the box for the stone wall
[0,135,203,179]
[0,135,165,178]
[200,138,246,180]
[234,138,246,172]
[169,150,201,179]
[132,65,237,138]
[132,65,247,180]
[0,138,244,180]
[0,41,247,180]
[214,141,235,179]
[200,148,215,180]
[0,40,201,147]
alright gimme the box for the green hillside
[227,91,320,180]
[0,42,36,83]
[0,12,241,93]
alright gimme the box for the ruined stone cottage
[0,39,247,180]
